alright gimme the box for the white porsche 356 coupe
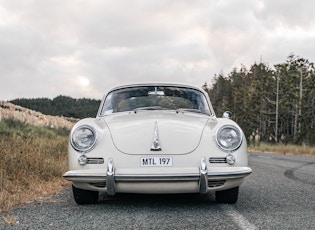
[64,83,252,204]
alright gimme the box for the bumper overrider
[63,157,252,195]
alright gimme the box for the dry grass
[0,119,71,216]
[1,214,18,226]
[248,142,315,157]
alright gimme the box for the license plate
[141,157,173,167]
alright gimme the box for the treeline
[10,95,101,119]
[203,54,315,146]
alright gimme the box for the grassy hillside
[0,119,70,214]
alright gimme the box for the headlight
[216,125,242,152]
[70,125,97,152]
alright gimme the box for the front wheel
[215,186,239,204]
[72,185,99,205]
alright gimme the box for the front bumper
[63,157,252,194]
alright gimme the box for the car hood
[104,111,210,155]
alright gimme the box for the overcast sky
[1,0,315,100]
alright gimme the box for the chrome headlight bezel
[70,125,98,153]
[215,125,243,152]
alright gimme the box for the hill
[0,101,76,129]
[0,105,71,215]
[9,95,101,119]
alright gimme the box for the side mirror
[223,111,232,119]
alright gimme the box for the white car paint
[64,83,252,204]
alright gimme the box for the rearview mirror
[148,87,165,96]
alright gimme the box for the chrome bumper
[63,157,252,195]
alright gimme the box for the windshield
[100,86,212,116]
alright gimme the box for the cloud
[0,0,315,100]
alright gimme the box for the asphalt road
[1,152,315,229]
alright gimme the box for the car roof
[108,83,204,93]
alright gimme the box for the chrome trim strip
[207,168,252,179]
[115,168,252,181]
[63,174,106,183]
[87,158,104,164]
[115,173,200,181]
[63,168,252,183]
[209,157,227,163]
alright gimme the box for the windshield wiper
[176,108,205,114]
[134,106,163,113]
[134,107,205,114]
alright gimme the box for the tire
[72,185,99,205]
[215,186,239,204]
